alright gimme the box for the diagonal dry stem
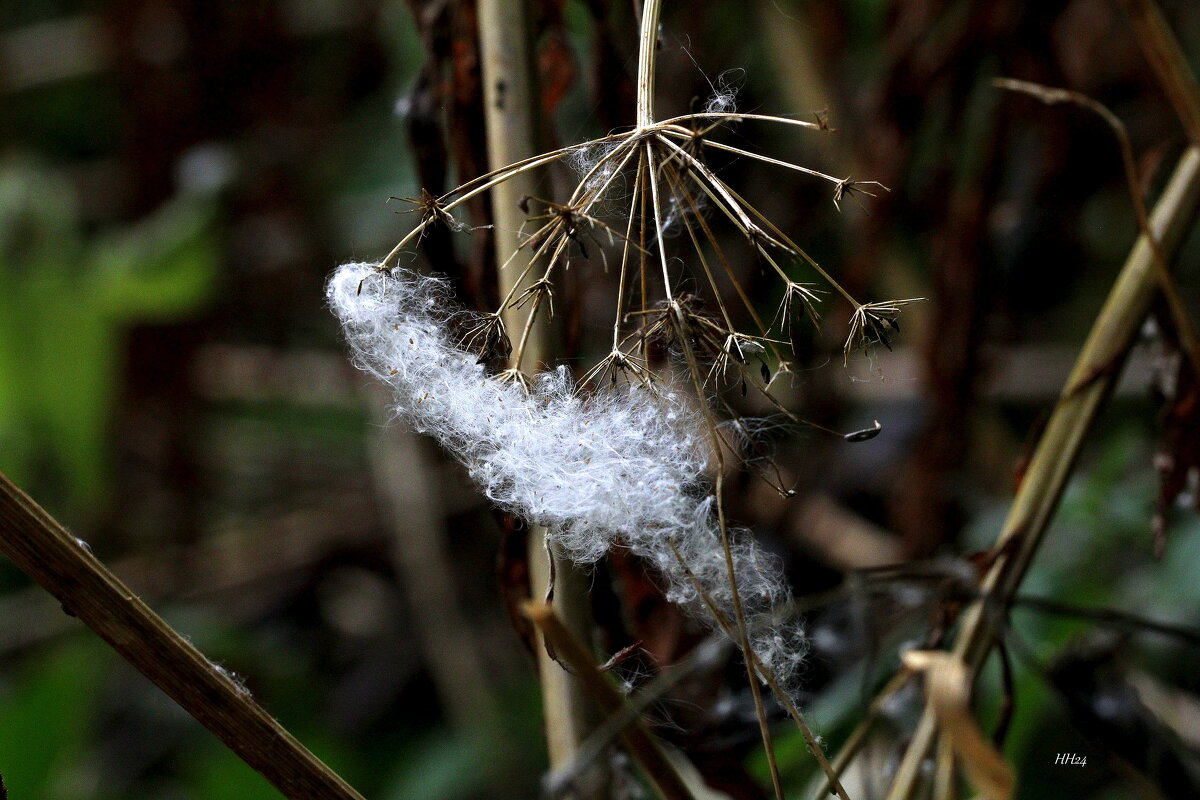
[665,539,853,800]
[0,472,367,800]
[994,77,1200,379]
[884,145,1200,800]
[668,311,787,800]
[524,601,698,800]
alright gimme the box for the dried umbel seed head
[340,13,918,717]
[328,262,808,701]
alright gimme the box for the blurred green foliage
[0,638,105,798]
[0,157,217,519]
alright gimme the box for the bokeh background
[2,1,1200,798]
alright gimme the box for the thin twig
[524,602,698,800]
[1120,0,1200,145]
[1011,595,1200,647]
[0,471,366,800]
[668,317,787,800]
[666,540,854,800]
[994,77,1200,378]
[635,0,663,128]
[543,637,733,799]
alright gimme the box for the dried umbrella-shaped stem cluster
[331,3,916,797]
[381,108,915,382]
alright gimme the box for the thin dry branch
[1120,0,1200,144]
[543,637,734,799]
[994,77,1200,379]
[668,314,787,800]
[665,539,853,800]
[371,3,899,796]
[0,471,366,800]
[524,601,698,800]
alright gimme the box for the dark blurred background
[2,1,1200,798]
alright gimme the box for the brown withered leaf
[903,650,1015,800]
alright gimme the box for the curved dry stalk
[1119,0,1200,145]
[994,77,1200,378]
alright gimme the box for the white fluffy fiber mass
[327,262,806,692]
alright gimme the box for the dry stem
[0,471,366,800]
[665,539,853,800]
[994,77,1200,379]
[476,0,603,788]
[524,601,697,800]
[1120,0,1200,144]
[383,1,902,794]
[884,145,1200,800]
[636,0,663,128]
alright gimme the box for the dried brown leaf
[903,650,1015,800]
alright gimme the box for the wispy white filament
[328,262,806,694]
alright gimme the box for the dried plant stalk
[903,651,1013,800]
[885,145,1200,800]
[524,601,697,800]
[477,0,605,785]
[350,1,911,795]
[1120,0,1200,144]
[994,77,1200,377]
[0,471,366,800]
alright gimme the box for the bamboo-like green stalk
[885,145,1200,800]
[0,471,367,800]
[475,0,604,791]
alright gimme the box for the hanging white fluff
[327,262,807,695]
